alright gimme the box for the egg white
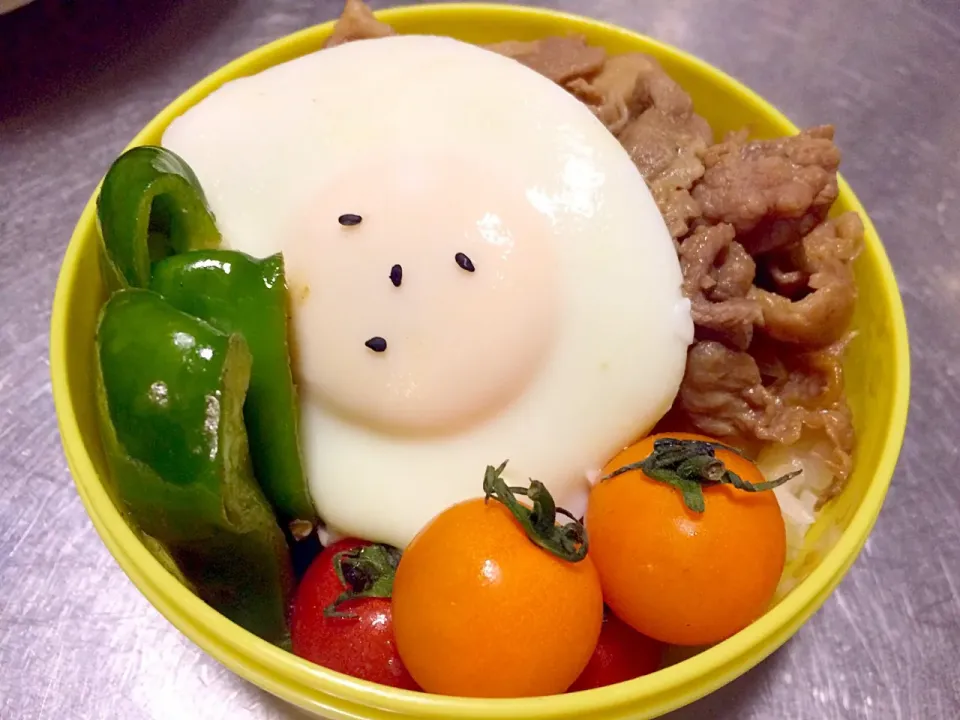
[163,35,693,548]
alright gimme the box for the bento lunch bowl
[50,4,910,719]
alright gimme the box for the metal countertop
[1,1,958,718]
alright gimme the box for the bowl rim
[50,3,911,718]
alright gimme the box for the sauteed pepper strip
[95,289,293,644]
[97,146,221,290]
[151,250,317,538]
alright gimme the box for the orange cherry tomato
[392,467,604,698]
[587,433,787,647]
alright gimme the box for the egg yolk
[283,149,560,435]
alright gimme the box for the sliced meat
[564,53,693,133]
[656,187,703,241]
[679,224,761,350]
[619,109,708,182]
[749,335,846,410]
[627,53,696,118]
[484,36,606,84]
[743,211,828,258]
[566,77,630,134]
[678,340,854,482]
[678,340,770,442]
[692,126,841,255]
[324,0,395,48]
[760,249,810,298]
[751,336,855,486]
[619,108,713,238]
[751,212,863,347]
[712,240,757,301]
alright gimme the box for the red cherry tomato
[290,537,418,690]
[568,609,664,692]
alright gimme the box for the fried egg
[163,34,694,548]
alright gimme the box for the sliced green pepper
[97,146,221,291]
[150,250,318,538]
[95,289,293,644]
[140,533,195,590]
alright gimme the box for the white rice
[756,437,844,596]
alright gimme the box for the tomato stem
[483,461,588,563]
[324,544,401,619]
[601,438,801,513]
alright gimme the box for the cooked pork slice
[693,126,841,255]
[484,36,606,84]
[751,213,863,347]
[679,224,761,350]
[324,0,396,48]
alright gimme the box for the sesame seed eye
[365,336,387,353]
[455,252,475,272]
[339,213,363,226]
[390,264,403,287]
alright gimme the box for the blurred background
[1,1,958,719]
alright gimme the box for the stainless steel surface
[0,0,956,718]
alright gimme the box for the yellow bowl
[50,4,910,719]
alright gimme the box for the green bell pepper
[95,289,293,644]
[150,250,318,538]
[97,146,221,290]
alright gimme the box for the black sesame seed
[338,213,363,226]
[389,264,403,287]
[365,336,387,353]
[454,252,475,273]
